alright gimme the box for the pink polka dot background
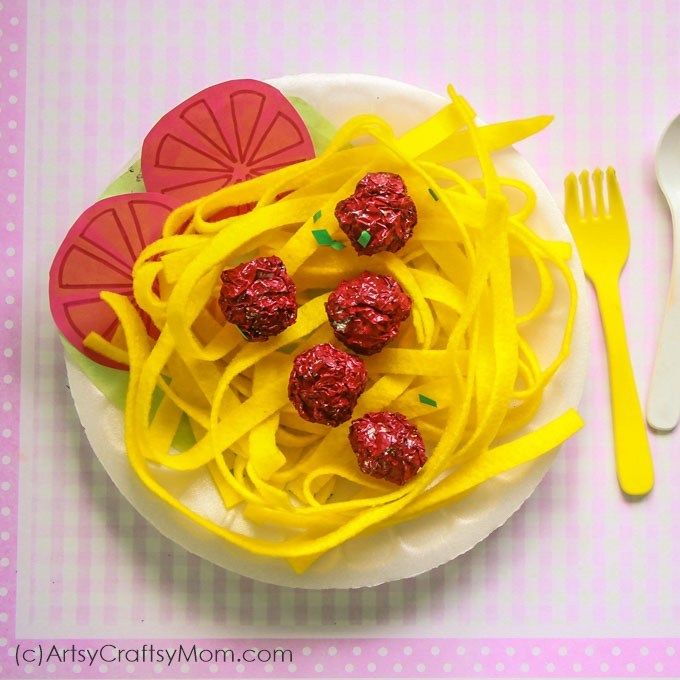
[0,0,23,677]
[2,0,680,678]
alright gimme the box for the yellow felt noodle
[83,331,129,366]
[91,87,585,567]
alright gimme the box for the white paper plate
[65,74,589,589]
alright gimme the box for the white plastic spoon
[648,114,680,432]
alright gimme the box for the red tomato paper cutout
[141,79,316,204]
[49,193,179,369]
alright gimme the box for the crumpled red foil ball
[349,411,427,485]
[219,255,297,341]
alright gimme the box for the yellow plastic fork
[564,167,654,496]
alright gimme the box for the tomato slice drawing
[49,193,179,369]
[141,79,315,204]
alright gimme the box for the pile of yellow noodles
[86,86,582,572]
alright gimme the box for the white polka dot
[302,647,311,656]
[344,664,353,673]
[431,646,440,656]
[327,646,337,656]
[402,647,411,656]
[7,169,16,177]
[667,646,676,656]
[655,662,664,672]
[0,587,8,595]
[393,663,402,672]
[47,664,56,673]
[180,664,189,674]
[6,268,15,277]
[0,614,6,622]
[9,69,17,77]
[7,121,16,131]
[506,647,515,656]
[9,44,17,53]
[287,664,296,674]
[3,321,13,329]
[627,663,636,672]
[378,647,387,657]
[8,96,17,104]
[546,662,555,672]
[0,558,8,567]
[443,663,452,672]
[558,646,567,656]
[2,402,10,412]
[0,508,9,516]
[6,247,14,256]
[585,646,594,657]
[573,663,582,672]
[1,455,10,465]
[600,662,609,672]
[481,646,490,656]
[24,665,34,674]
[416,664,425,673]
[208,664,218,674]
[6,223,15,231]
[236,664,244,674]
[7,145,16,154]
[264,664,273,673]
[73,665,81,674]
[640,646,649,656]
[314,664,323,673]
[367,662,376,672]
[2,429,11,438]
[496,662,505,671]
[456,646,466,655]
[532,646,541,656]
[153,665,162,674]
[473,663,482,673]
[5,295,14,303]
[10,18,19,27]
[520,663,530,672]
[6,194,15,204]
[0,533,8,541]
[612,646,621,656]
[3,348,12,357]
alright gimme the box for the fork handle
[594,277,655,496]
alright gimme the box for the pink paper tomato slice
[49,193,179,369]
[141,79,315,204]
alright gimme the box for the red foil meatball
[325,271,412,355]
[349,411,427,485]
[288,343,368,427]
[335,172,417,255]
[218,255,297,341]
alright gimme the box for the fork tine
[606,167,626,219]
[579,170,593,218]
[564,172,581,223]
[593,168,606,216]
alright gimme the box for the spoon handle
[647,200,680,432]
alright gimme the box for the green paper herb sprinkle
[313,210,322,223]
[428,187,439,201]
[357,230,372,248]
[312,229,334,246]
[418,393,438,408]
